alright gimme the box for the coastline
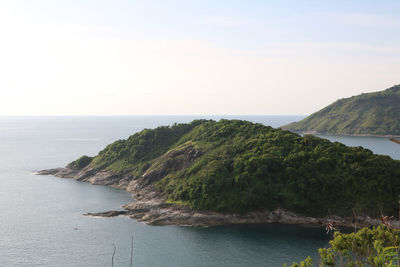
[36,167,396,229]
[390,138,400,145]
[287,130,400,139]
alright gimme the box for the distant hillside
[282,85,400,136]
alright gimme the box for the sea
[0,115,398,267]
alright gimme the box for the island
[38,119,400,227]
[282,84,400,137]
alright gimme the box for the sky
[0,0,399,116]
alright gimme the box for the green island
[282,85,400,136]
[68,119,400,217]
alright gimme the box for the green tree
[288,226,400,267]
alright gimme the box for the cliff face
[282,85,400,136]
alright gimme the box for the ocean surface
[0,115,398,267]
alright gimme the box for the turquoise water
[0,116,398,266]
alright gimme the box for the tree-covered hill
[71,119,400,218]
[282,85,400,136]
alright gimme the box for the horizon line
[0,114,308,117]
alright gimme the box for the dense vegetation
[67,155,94,170]
[78,119,400,217]
[287,226,400,267]
[90,120,203,175]
[282,85,400,136]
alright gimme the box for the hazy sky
[0,0,399,115]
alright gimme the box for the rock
[84,210,127,217]
[36,168,62,175]
[36,168,79,178]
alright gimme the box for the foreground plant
[286,225,400,267]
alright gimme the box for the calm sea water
[0,116,398,267]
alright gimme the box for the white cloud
[260,42,400,57]
[203,16,248,26]
[322,12,400,28]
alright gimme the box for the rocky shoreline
[36,167,397,229]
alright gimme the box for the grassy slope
[282,85,400,136]
[78,119,400,217]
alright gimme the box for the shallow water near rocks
[0,116,398,266]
